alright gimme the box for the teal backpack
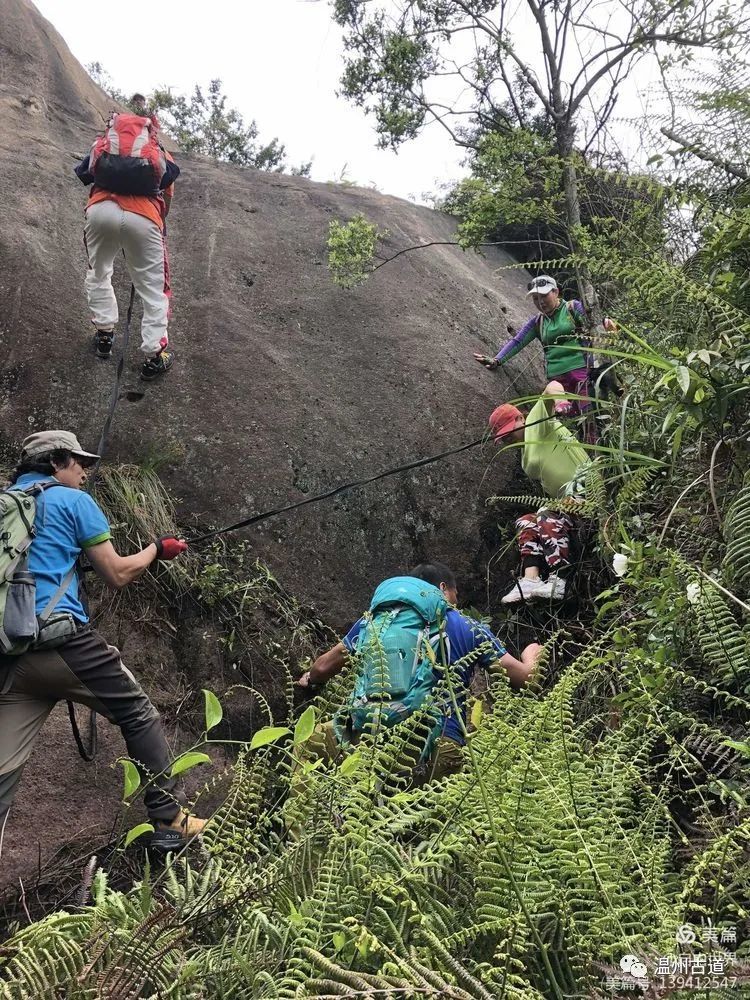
[347,576,448,734]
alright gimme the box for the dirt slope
[0,0,543,897]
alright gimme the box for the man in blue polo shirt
[0,430,206,846]
[297,562,541,779]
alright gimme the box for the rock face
[0,0,542,619]
[0,0,543,895]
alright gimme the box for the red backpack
[89,113,167,196]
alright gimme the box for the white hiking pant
[84,200,170,356]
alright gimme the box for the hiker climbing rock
[297,563,540,779]
[0,431,206,846]
[475,274,594,422]
[75,98,179,381]
[490,384,591,604]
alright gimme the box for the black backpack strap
[2,490,35,543]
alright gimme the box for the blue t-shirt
[10,474,112,623]
[343,608,507,744]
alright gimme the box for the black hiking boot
[140,349,175,382]
[94,330,114,359]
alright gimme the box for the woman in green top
[474,274,590,418]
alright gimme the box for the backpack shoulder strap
[15,480,62,496]
[38,564,77,624]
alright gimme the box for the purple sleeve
[494,315,539,364]
[343,617,365,654]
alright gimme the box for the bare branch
[661,127,749,180]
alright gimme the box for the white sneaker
[533,573,567,600]
[501,578,544,604]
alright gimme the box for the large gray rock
[0,0,541,620]
[0,0,544,897]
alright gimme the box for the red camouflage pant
[516,511,574,571]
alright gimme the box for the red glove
[155,535,188,560]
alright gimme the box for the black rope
[188,434,489,545]
[185,400,588,548]
[67,699,98,762]
[68,283,136,762]
[92,283,135,479]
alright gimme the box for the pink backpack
[89,113,167,196]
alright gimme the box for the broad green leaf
[671,425,684,464]
[723,739,750,757]
[332,931,347,952]
[693,386,705,403]
[294,705,316,745]
[250,726,290,750]
[203,689,223,733]
[125,822,154,847]
[170,751,211,778]
[302,758,324,775]
[119,758,141,799]
[675,366,691,395]
[339,751,362,777]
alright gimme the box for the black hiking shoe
[94,330,114,359]
[140,349,175,382]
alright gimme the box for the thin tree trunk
[557,123,604,332]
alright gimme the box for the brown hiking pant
[0,627,182,829]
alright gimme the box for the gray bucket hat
[21,430,100,462]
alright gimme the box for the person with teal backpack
[346,574,448,736]
[297,562,541,779]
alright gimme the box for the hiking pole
[67,700,98,762]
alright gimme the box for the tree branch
[372,238,570,272]
[661,127,748,180]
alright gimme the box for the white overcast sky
[34,0,466,203]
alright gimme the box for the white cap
[527,275,558,295]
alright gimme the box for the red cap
[489,403,523,442]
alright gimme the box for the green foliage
[445,128,564,247]
[86,64,311,175]
[723,472,750,595]
[203,688,223,733]
[7,50,750,998]
[149,78,291,171]
[327,213,384,287]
